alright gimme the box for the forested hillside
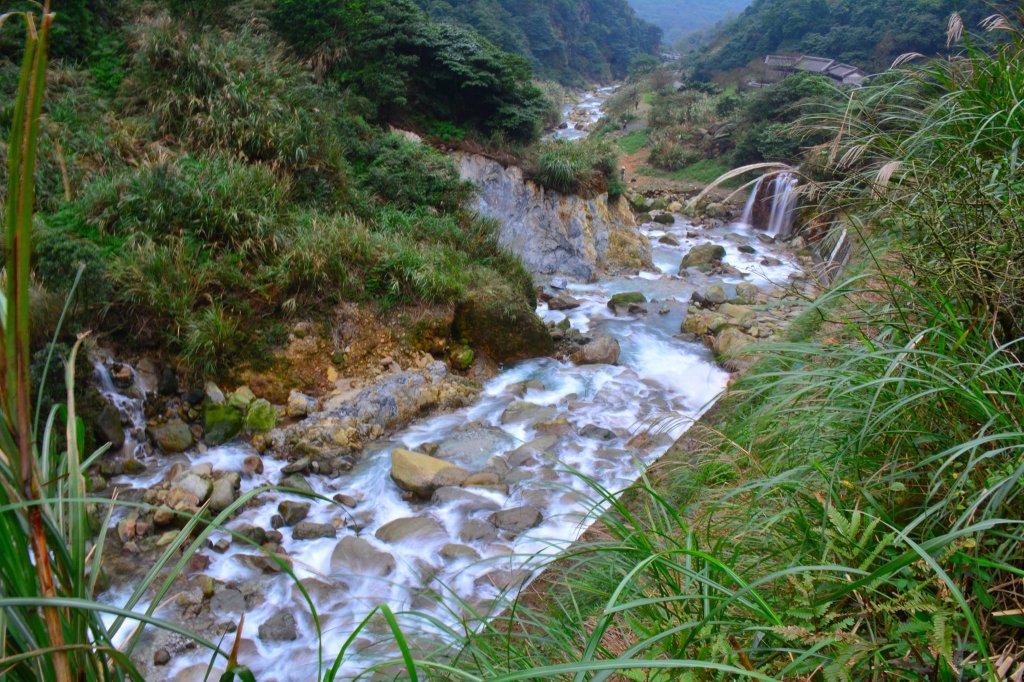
[691,0,1009,76]
[413,0,662,84]
[628,0,750,45]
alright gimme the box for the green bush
[531,138,619,196]
[648,140,702,171]
[80,156,288,255]
[33,220,111,330]
[363,135,475,212]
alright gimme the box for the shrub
[648,139,702,171]
[531,139,619,196]
[33,219,111,331]
[363,135,475,212]
[80,156,288,255]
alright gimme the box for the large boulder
[390,449,469,498]
[203,404,243,445]
[148,421,193,454]
[680,243,726,271]
[607,291,646,313]
[331,536,395,576]
[571,336,621,366]
[453,285,553,363]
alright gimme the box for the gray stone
[210,588,245,614]
[704,285,728,305]
[571,336,620,365]
[258,610,298,642]
[278,473,313,494]
[330,536,395,576]
[148,422,193,454]
[547,294,581,311]
[459,519,499,543]
[391,449,469,498]
[579,424,617,441]
[489,506,543,533]
[375,517,447,544]
[97,404,125,450]
[173,473,211,504]
[204,381,225,405]
[287,391,319,418]
[474,569,531,591]
[292,522,336,541]
[500,401,558,425]
[277,501,311,526]
[434,428,516,460]
[440,544,481,561]
[431,487,501,512]
[208,477,237,512]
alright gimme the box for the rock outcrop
[456,153,652,279]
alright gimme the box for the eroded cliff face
[456,153,652,280]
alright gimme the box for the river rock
[607,291,646,312]
[459,519,499,543]
[258,610,298,642]
[434,428,515,459]
[148,421,193,454]
[375,517,447,544]
[277,501,311,526]
[720,303,754,324]
[714,327,754,359]
[331,536,396,576]
[287,391,319,418]
[228,386,256,410]
[579,424,617,441]
[391,449,469,498]
[244,399,277,433]
[292,522,337,541]
[279,473,313,494]
[208,477,238,512]
[453,288,553,363]
[733,282,760,305]
[97,404,125,450]
[440,543,481,561]
[547,294,581,311]
[705,202,729,219]
[680,243,726,271]
[457,153,652,279]
[571,336,620,365]
[475,569,531,591]
[204,404,243,445]
[658,234,680,246]
[704,285,727,305]
[489,506,543,533]
[204,381,226,405]
[653,212,675,225]
[210,587,246,614]
[431,487,501,512]
[500,401,557,425]
[173,473,211,504]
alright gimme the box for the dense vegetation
[413,0,662,84]
[690,0,1011,78]
[628,0,750,45]
[0,1,549,377]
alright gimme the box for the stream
[97,92,804,681]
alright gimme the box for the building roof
[827,63,865,78]
[764,54,799,67]
[794,56,836,73]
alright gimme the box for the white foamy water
[550,86,617,141]
[90,209,806,681]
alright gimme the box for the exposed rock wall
[456,153,652,280]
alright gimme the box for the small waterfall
[740,176,765,226]
[93,360,148,459]
[766,173,799,239]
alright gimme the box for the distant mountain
[627,0,752,45]
[413,0,662,84]
[691,0,1010,78]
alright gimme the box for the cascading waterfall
[766,172,800,239]
[740,176,764,226]
[93,360,147,459]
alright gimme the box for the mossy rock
[680,243,726,270]
[650,198,669,211]
[608,292,647,311]
[635,212,653,224]
[204,404,243,445]
[449,346,475,371]
[244,399,277,434]
[653,213,675,225]
[628,194,650,211]
[453,285,553,363]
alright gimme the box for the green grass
[638,159,738,186]
[616,129,649,155]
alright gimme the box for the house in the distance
[760,54,868,87]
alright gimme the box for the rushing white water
[766,173,800,239]
[93,360,148,460]
[550,86,617,141]
[739,176,764,227]
[94,210,804,681]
